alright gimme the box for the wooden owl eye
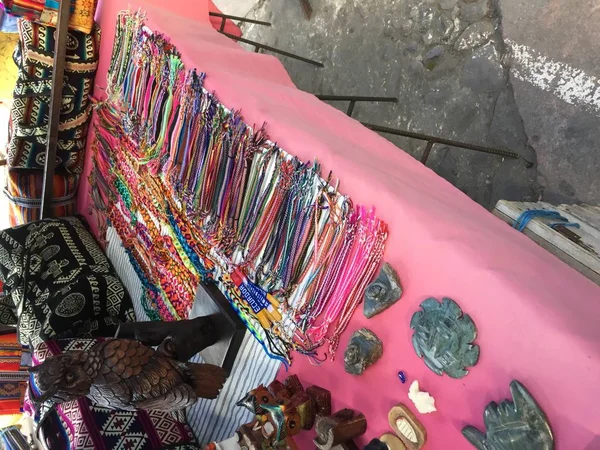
[289,420,296,429]
[65,372,75,383]
[262,396,269,403]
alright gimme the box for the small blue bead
[398,371,406,383]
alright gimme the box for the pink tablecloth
[80,2,600,448]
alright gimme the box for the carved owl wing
[91,339,196,411]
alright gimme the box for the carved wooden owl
[30,339,227,412]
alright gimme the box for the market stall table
[78,1,600,448]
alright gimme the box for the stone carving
[388,404,427,450]
[396,417,418,442]
[344,328,383,375]
[313,409,367,450]
[462,380,554,450]
[364,263,403,319]
[410,297,479,378]
[407,380,437,415]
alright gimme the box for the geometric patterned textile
[105,226,280,446]
[7,19,99,173]
[5,169,78,227]
[4,17,99,226]
[0,332,29,416]
[0,216,135,346]
[27,339,199,450]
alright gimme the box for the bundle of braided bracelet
[89,10,389,366]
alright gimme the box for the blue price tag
[238,278,270,314]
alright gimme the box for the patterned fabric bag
[0,331,29,416]
[1,0,98,34]
[7,19,98,171]
[0,0,44,22]
[5,169,78,226]
[27,338,199,450]
[0,216,136,346]
[39,0,98,34]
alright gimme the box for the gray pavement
[214,0,599,209]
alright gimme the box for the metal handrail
[362,123,520,163]
[208,12,272,32]
[220,31,324,67]
[316,95,397,116]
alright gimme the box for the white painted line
[506,40,600,115]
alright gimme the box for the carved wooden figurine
[260,401,303,443]
[284,374,304,396]
[313,409,367,450]
[235,420,299,450]
[237,383,277,415]
[235,375,331,450]
[238,375,331,424]
[30,337,227,413]
[236,420,270,449]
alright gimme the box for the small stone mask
[364,263,402,319]
[344,328,383,376]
